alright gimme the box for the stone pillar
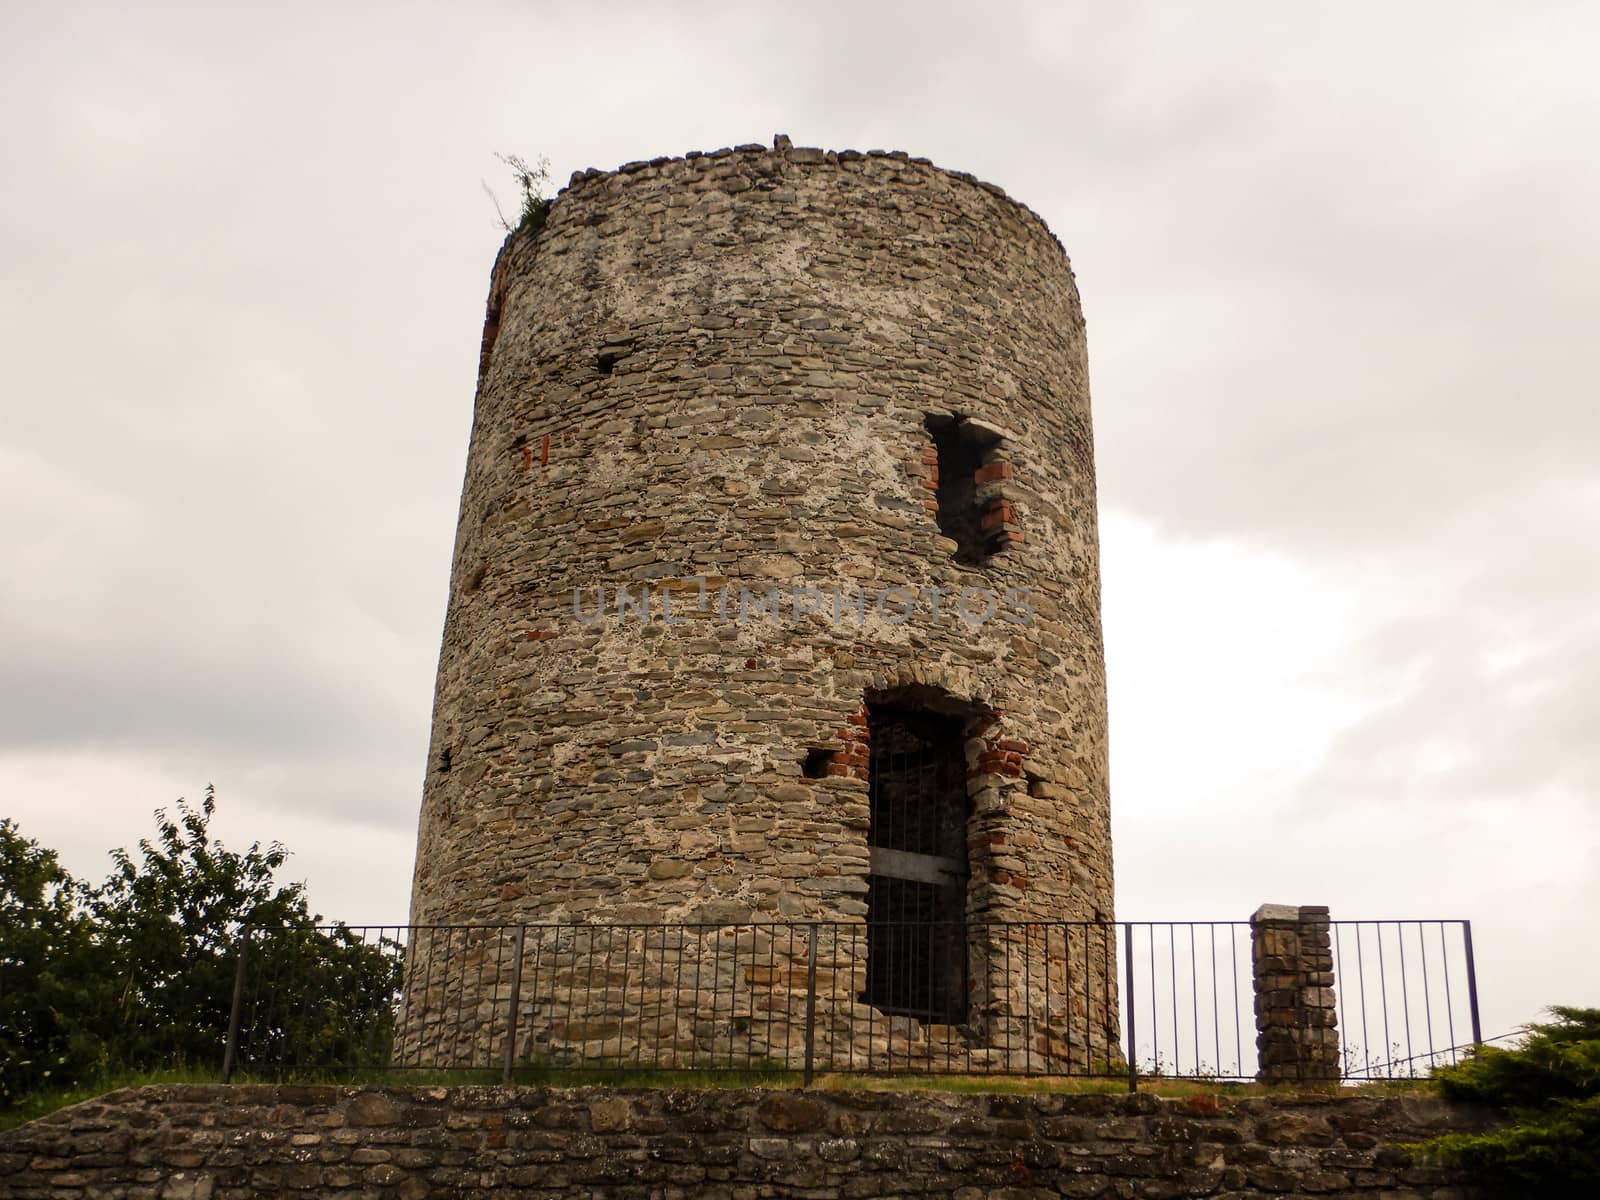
[1252,904,1340,1083]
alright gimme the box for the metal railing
[220,917,1481,1087]
[1332,919,1484,1080]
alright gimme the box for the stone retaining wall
[0,1084,1493,1198]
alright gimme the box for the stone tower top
[553,135,1069,260]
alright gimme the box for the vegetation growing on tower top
[488,153,553,236]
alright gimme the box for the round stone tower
[401,139,1116,1072]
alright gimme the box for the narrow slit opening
[924,415,989,565]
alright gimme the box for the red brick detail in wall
[981,501,1016,532]
[833,705,872,780]
[982,489,1023,548]
[915,444,940,516]
[478,271,508,383]
[974,731,1026,778]
[975,453,1023,551]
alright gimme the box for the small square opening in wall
[802,747,836,779]
[438,747,453,774]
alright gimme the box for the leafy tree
[84,787,318,1071]
[0,822,105,1102]
[2,789,403,1110]
[1420,1006,1600,1196]
[87,787,403,1076]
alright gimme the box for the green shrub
[1419,1006,1600,1196]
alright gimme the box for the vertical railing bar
[783,925,794,1075]
[456,928,470,1071]
[1103,921,1113,1077]
[438,925,455,1073]
[867,920,877,1076]
[221,926,250,1084]
[1438,922,1458,1063]
[803,922,819,1087]
[1188,924,1198,1078]
[1230,923,1242,1079]
[501,925,525,1084]
[615,926,631,1067]
[1043,928,1056,1075]
[458,928,472,1072]
[428,928,448,1068]
[1333,922,1350,1078]
[482,927,498,1073]
[1209,924,1220,1079]
[529,930,544,1073]
[419,925,438,1070]
[1396,920,1414,1076]
[1376,923,1393,1078]
[496,926,510,1073]
[1081,923,1090,1076]
[1462,919,1483,1047]
[838,924,848,1076]
[673,923,686,1073]
[637,926,651,1070]
[570,927,584,1072]
[1023,922,1034,1075]
[1355,922,1371,1079]
[578,931,600,1074]
[1169,925,1179,1077]
[720,928,732,1068]
[691,924,704,1072]
[1004,926,1013,1074]
[761,923,773,1073]
[730,925,742,1071]
[1152,928,1164,1075]
[1123,922,1137,1092]
[1417,922,1435,1070]
[717,927,728,1071]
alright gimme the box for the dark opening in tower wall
[802,747,836,779]
[863,705,970,1024]
[925,415,984,563]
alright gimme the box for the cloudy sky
[3,1,1594,1049]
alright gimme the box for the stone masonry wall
[1252,906,1340,1084]
[0,1084,1494,1199]
[402,139,1114,1071]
